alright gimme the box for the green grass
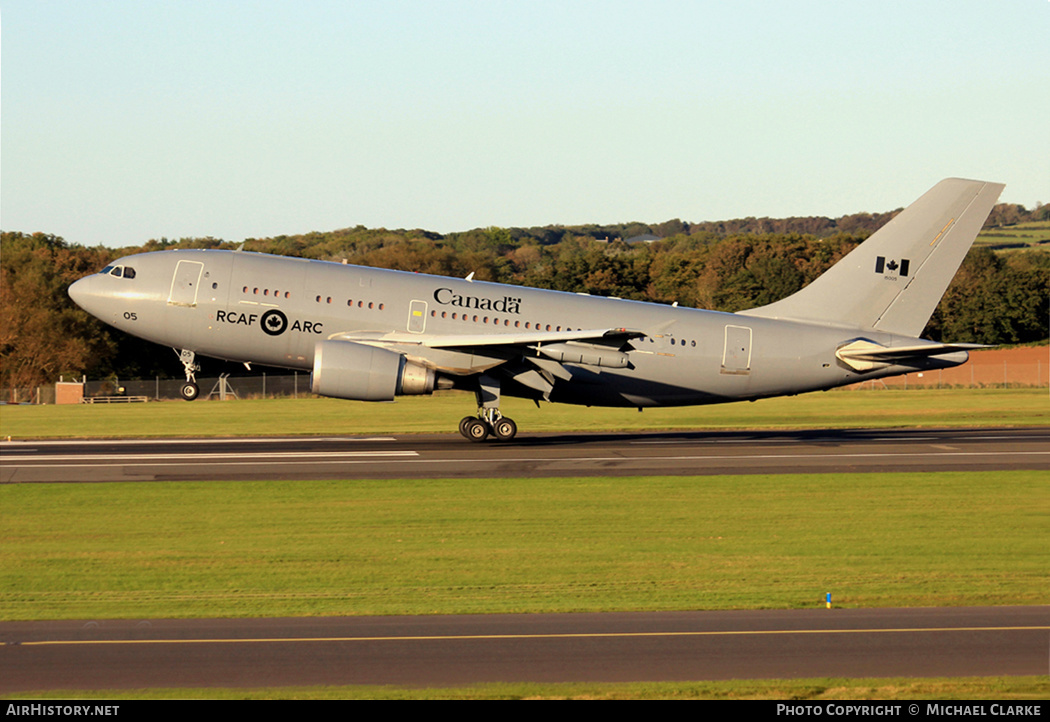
[976,221,1050,249]
[14,676,1050,700]
[3,472,1046,621]
[1,387,1047,439]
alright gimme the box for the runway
[2,607,1048,692]
[2,427,1048,483]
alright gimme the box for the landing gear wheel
[492,417,517,441]
[176,349,200,401]
[464,418,489,443]
[458,416,476,439]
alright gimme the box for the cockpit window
[101,265,136,279]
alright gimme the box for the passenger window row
[429,309,576,332]
[338,298,385,311]
[240,285,386,311]
[645,336,696,347]
[244,286,291,299]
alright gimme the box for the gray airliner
[69,178,1003,441]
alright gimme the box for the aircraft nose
[68,277,88,308]
[68,276,95,310]
[68,275,109,319]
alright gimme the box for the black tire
[464,418,489,442]
[492,417,517,441]
[458,416,476,439]
[180,382,200,401]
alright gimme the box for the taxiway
[2,607,1048,691]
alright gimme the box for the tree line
[2,202,1047,392]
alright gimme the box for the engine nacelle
[311,340,436,401]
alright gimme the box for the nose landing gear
[176,348,200,401]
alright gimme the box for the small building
[55,381,84,405]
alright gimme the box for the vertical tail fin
[740,178,1004,337]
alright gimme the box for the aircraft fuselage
[69,248,964,408]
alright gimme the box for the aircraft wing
[331,327,644,349]
[328,327,646,397]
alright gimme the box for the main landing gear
[177,348,200,401]
[458,373,517,442]
[458,410,517,442]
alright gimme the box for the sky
[2,1,1048,248]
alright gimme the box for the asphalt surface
[3,607,1048,692]
[3,427,1046,692]
[2,427,1048,483]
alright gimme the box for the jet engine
[311,340,436,401]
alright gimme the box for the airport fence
[846,358,1048,390]
[83,373,312,401]
[2,373,309,405]
[3,355,1048,404]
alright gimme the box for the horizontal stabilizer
[835,339,988,371]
